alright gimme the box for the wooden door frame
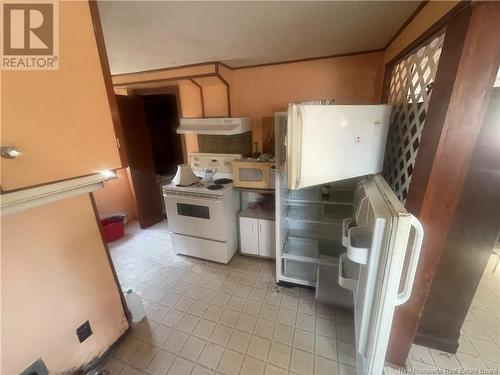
[381,1,500,366]
[88,1,128,166]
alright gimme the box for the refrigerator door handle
[396,215,424,305]
[294,106,303,189]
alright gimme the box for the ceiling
[97,1,422,75]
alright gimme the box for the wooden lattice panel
[383,33,445,202]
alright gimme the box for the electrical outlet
[76,320,92,343]
[20,358,48,375]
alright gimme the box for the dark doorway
[115,90,184,228]
[141,94,184,176]
[116,95,164,228]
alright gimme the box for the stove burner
[207,184,224,190]
[214,178,233,185]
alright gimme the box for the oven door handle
[163,191,224,201]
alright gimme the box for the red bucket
[101,215,125,242]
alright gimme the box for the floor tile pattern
[101,221,500,374]
[407,252,500,373]
[101,221,357,375]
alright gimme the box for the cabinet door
[240,217,258,255]
[1,2,122,191]
[258,219,276,258]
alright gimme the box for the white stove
[163,179,234,197]
[163,153,241,264]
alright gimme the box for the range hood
[177,117,251,135]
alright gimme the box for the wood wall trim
[2,171,105,194]
[110,48,385,83]
[112,60,221,78]
[89,192,131,323]
[415,88,500,352]
[386,2,500,366]
[226,48,384,70]
[107,2,470,86]
[190,79,205,117]
[383,1,429,50]
[215,63,232,116]
[88,1,128,166]
[403,8,470,218]
[385,1,471,69]
[114,72,218,88]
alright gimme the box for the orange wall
[93,168,137,220]
[111,52,384,156]
[193,75,229,117]
[1,1,122,191]
[178,79,203,153]
[1,194,128,374]
[230,52,384,151]
[202,84,229,117]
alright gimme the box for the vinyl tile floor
[101,221,500,375]
[100,220,357,375]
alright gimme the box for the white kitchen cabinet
[239,217,258,255]
[239,216,275,258]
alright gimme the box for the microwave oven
[232,159,275,189]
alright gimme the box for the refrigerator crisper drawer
[316,260,358,309]
[280,235,346,286]
[282,259,317,284]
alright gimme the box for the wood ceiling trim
[383,1,429,50]
[112,63,217,86]
[190,79,205,117]
[111,48,385,82]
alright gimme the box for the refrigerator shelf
[281,235,340,266]
[287,229,339,242]
[286,198,354,206]
[347,226,371,264]
[285,205,353,225]
[287,188,354,204]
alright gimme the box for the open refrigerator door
[349,175,423,374]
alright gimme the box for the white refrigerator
[275,104,424,375]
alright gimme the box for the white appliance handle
[355,196,369,226]
[396,215,424,305]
